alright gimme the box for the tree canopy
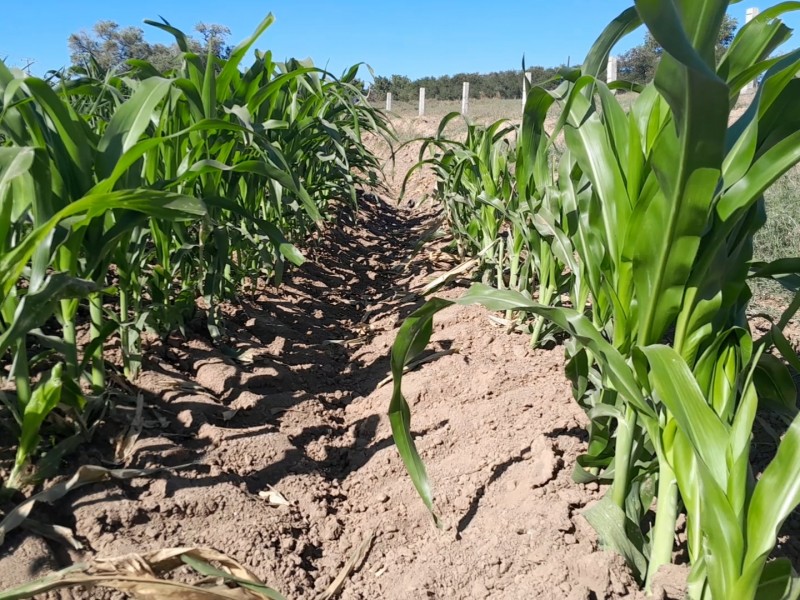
[369,66,561,102]
[68,20,232,74]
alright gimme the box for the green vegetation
[391,2,800,599]
[67,19,234,74]
[0,15,389,493]
[370,66,561,102]
[618,13,738,84]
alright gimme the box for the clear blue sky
[0,2,795,80]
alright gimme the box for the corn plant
[401,114,516,269]
[0,14,390,493]
[402,114,573,345]
[390,2,800,598]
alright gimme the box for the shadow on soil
[41,192,443,521]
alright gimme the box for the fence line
[378,7,765,112]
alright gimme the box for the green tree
[368,67,561,102]
[68,20,232,74]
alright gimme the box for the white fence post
[743,7,760,92]
[385,92,392,111]
[522,72,533,111]
[607,56,619,85]
[419,87,426,117]
[461,82,470,115]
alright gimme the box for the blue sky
[0,2,795,80]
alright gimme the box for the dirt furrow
[2,192,676,600]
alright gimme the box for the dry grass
[377,98,522,144]
[751,164,800,318]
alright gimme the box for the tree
[618,33,661,85]
[194,23,232,60]
[618,14,738,85]
[68,20,232,74]
[366,67,561,102]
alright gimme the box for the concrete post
[607,56,619,85]
[744,8,760,92]
[522,72,533,110]
[386,92,392,111]
[461,82,470,115]
[419,87,426,117]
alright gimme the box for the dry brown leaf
[114,393,144,465]
[258,487,290,506]
[0,547,286,600]
[20,519,84,551]
[0,464,186,548]
[416,257,479,296]
[316,530,375,600]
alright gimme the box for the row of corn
[0,15,390,492]
[391,2,800,598]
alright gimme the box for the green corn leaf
[631,0,729,346]
[459,284,656,421]
[749,258,800,292]
[582,494,649,582]
[180,555,288,600]
[0,147,35,189]
[582,6,642,80]
[216,14,275,101]
[11,365,64,484]
[753,558,800,600]
[753,353,798,415]
[640,345,728,487]
[0,274,97,359]
[389,298,454,527]
[768,325,800,375]
[0,189,206,300]
[97,77,173,179]
[22,77,94,197]
[203,195,305,266]
[740,412,800,595]
[720,2,800,85]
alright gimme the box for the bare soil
[1,127,798,600]
[0,191,656,600]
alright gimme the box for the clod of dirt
[650,563,690,600]
[530,435,560,488]
[573,551,637,598]
[194,359,238,397]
